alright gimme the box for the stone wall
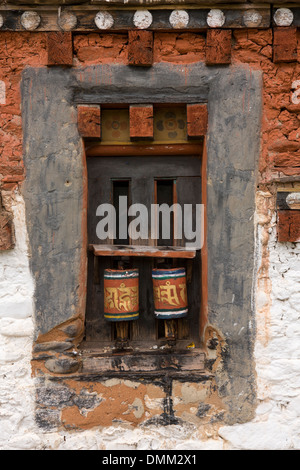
[0,190,299,449]
[0,19,300,449]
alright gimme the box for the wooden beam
[86,143,203,157]
[47,31,73,66]
[130,105,153,140]
[205,29,232,65]
[77,105,101,138]
[81,349,206,374]
[187,104,208,138]
[90,244,197,258]
[273,27,298,63]
[0,6,272,32]
[128,30,153,67]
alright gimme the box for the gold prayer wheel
[104,269,139,322]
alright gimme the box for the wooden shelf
[89,244,196,259]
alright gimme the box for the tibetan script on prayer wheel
[104,269,139,322]
[152,268,188,319]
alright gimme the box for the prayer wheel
[152,267,188,320]
[104,269,139,322]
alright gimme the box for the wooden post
[205,29,232,65]
[187,104,208,138]
[47,32,73,66]
[128,30,153,67]
[273,27,298,63]
[115,321,129,347]
[164,319,177,341]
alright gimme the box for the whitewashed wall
[0,189,299,450]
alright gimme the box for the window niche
[81,104,207,373]
[22,63,260,421]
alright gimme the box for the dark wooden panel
[87,156,201,179]
[130,177,154,246]
[86,156,202,345]
[176,177,202,341]
[87,174,113,245]
[131,257,156,341]
[129,177,156,341]
[277,191,290,211]
[85,252,113,342]
[176,176,202,247]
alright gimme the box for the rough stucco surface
[0,191,299,449]
[0,28,299,449]
[21,68,85,339]
[20,63,261,428]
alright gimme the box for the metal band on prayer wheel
[104,269,139,322]
[152,267,188,319]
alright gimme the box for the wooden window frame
[80,106,208,375]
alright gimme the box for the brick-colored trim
[205,29,232,65]
[278,210,300,242]
[187,104,208,138]
[47,32,73,66]
[128,30,153,67]
[77,105,101,138]
[130,105,154,140]
[273,27,297,63]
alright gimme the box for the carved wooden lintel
[0,5,274,32]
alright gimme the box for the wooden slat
[277,183,300,193]
[87,174,113,245]
[86,144,202,157]
[87,155,201,180]
[90,244,197,258]
[82,350,205,373]
[176,176,202,341]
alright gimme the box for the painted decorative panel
[101,107,188,144]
